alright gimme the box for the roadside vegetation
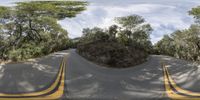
[77,6,200,68]
[154,6,200,63]
[77,15,153,68]
[0,1,87,61]
[0,1,199,68]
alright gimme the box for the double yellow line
[163,63,200,100]
[0,56,67,100]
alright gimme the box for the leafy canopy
[79,15,153,53]
[0,1,88,60]
[155,6,200,61]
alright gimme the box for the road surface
[0,49,199,100]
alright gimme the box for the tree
[0,1,87,60]
[81,27,109,44]
[108,25,118,39]
[115,15,145,31]
[77,15,153,68]
[155,34,175,56]
[155,25,200,61]
[116,15,153,52]
[189,6,200,23]
[155,6,200,62]
[188,6,200,61]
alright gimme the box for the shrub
[77,15,152,68]
[7,43,43,61]
[78,39,148,68]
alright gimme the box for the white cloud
[1,0,200,43]
[59,2,199,44]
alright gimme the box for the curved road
[0,49,200,100]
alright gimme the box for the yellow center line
[0,55,67,99]
[165,66,200,96]
[163,65,189,100]
[163,63,200,100]
[23,56,67,100]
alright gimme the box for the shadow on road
[65,50,169,100]
[161,55,200,92]
[0,51,68,94]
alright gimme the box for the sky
[1,0,200,44]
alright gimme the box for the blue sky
[1,0,200,44]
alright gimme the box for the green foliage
[81,27,109,44]
[155,25,200,61]
[7,49,22,61]
[0,1,87,61]
[7,43,43,61]
[155,6,200,62]
[189,6,200,23]
[16,1,87,19]
[0,6,10,18]
[115,15,145,31]
[78,15,152,67]
[115,15,153,52]
[154,34,175,56]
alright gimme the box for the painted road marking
[163,65,189,100]
[0,56,67,99]
[163,64,200,100]
[165,66,200,97]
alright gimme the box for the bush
[7,49,22,61]
[78,40,148,68]
[77,15,152,68]
[7,43,43,61]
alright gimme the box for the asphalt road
[0,50,68,94]
[0,49,200,100]
[65,50,167,100]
